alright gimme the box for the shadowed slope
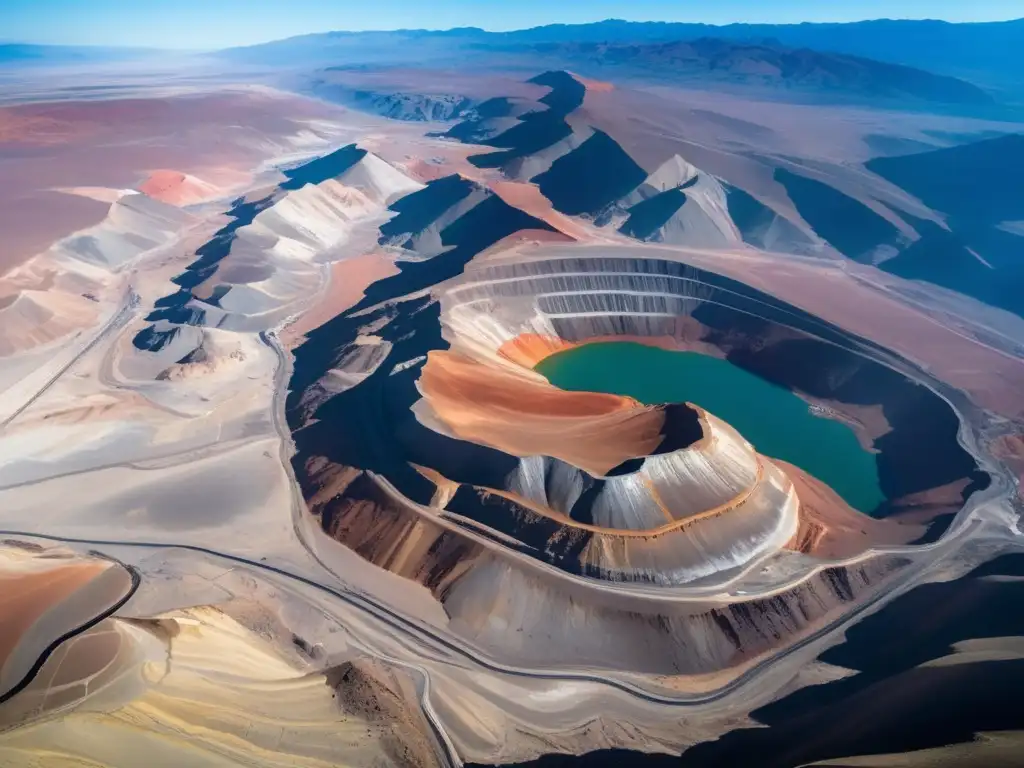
[532,129,648,216]
[774,168,903,262]
[867,134,1024,316]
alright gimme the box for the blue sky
[3,0,1022,49]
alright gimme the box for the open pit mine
[0,60,1021,768]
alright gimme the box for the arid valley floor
[2,20,1024,767]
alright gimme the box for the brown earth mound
[138,169,220,206]
[418,349,665,475]
[569,72,615,93]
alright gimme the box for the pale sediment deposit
[0,544,442,765]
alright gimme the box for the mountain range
[505,38,995,105]
[5,18,1023,109]
[220,17,1024,90]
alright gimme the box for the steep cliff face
[310,467,485,597]
[301,450,904,681]
[329,88,474,122]
[578,458,798,585]
[439,551,907,676]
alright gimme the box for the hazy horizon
[2,0,1022,50]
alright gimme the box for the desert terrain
[0,18,1023,768]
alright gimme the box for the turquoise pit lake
[535,341,885,513]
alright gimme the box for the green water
[536,342,885,513]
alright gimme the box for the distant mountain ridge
[490,17,1024,86]
[0,43,160,67]
[220,17,1024,90]
[515,38,993,105]
[7,17,1021,103]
